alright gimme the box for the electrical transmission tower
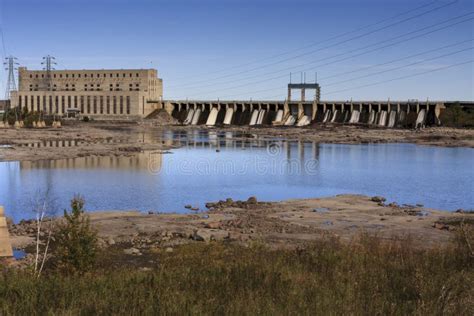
[41,55,56,91]
[4,56,18,100]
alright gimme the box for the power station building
[10,67,163,118]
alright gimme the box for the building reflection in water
[18,129,320,171]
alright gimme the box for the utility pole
[4,56,18,101]
[41,55,56,91]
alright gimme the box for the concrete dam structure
[0,206,13,257]
[163,100,471,128]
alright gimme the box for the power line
[192,14,474,98]
[170,0,441,81]
[323,46,473,87]
[170,0,458,89]
[319,38,473,81]
[323,59,474,95]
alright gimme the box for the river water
[1,130,472,222]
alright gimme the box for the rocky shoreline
[7,194,473,268]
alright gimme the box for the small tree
[53,196,97,274]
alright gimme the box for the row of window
[28,83,141,92]
[18,95,131,115]
[29,72,142,79]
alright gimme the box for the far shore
[0,121,473,163]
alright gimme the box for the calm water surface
[1,130,472,222]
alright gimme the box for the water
[13,249,26,260]
[0,130,473,222]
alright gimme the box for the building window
[18,95,22,108]
[106,96,110,114]
[53,74,56,78]
[49,96,53,113]
[129,73,132,77]
[113,96,117,114]
[60,74,63,78]
[30,74,32,78]
[72,74,75,78]
[31,96,34,111]
[85,74,88,78]
[126,96,130,115]
[43,96,47,112]
[87,96,91,114]
[61,96,65,113]
[68,96,71,108]
[74,96,78,108]
[136,73,139,77]
[80,96,84,113]
[97,73,100,78]
[35,74,38,78]
[93,96,97,114]
[116,73,119,77]
[55,96,59,113]
[119,96,123,114]
[66,74,69,78]
[37,96,41,112]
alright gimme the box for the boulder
[123,247,141,255]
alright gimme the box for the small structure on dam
[0,206,13,257]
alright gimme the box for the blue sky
[1,0,473,101]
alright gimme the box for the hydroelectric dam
[160,100,473,128]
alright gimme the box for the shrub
[52,196,97,274]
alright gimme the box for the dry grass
[0,231,473,315]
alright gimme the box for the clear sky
[0,0,473,101]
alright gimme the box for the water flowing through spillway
[183,109,195,125]
[274,110,284,124]
[249,109,259,126]
[367,111,376,124]
[322,110,331,123]
[284,115,296,126]
[330,110,339,123]
[296,115,311,126]
[349,110,360,123]
[206,108,219,126]
[378,110,387,126]
[416,109,426,128]
[1,131,472,222]
[191,109,201,125]
[387,111,397,128]
[256,110,266,125]
[223,108,234,125]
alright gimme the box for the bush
[440,103,474,128]
[52,196,98,274]
[82,116,90,122]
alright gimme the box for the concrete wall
[0,206,13,257]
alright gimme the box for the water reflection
[0,129,472,222]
